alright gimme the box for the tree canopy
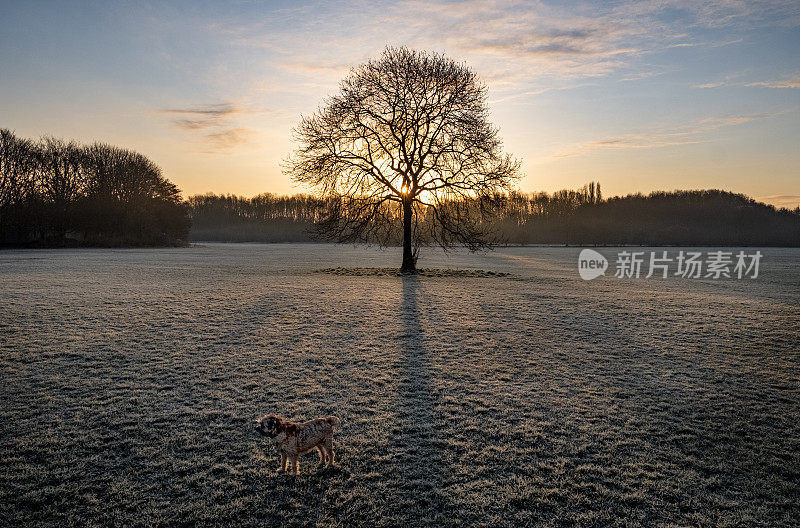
[285,46,520,271]
[0,129,189,246]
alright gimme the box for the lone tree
[286,47,520,272]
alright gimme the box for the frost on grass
[0,244,798,527]
[315,267,511,278]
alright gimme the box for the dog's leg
[290,456,299,475]
[325,437,335,466]
[316,446,326,467]
[277,452,287,472]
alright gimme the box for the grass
[1,245,798,527]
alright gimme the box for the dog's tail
[326,416,341,429]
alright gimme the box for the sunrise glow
[1,1,798,207]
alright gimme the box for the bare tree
[1,130,189,246]
[285,47,519,272]
[38,138,86,237]
[0,129,37,209]
[0,129,40,241]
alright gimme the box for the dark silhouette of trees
[0,129,38,241]
[0,129,189,246]
[285,47,520,272]
[7,124,791,249]
[563,189,799,246]
[39,137,85,239]
[186,184,800,247]
[187,193,321,242]
[492,186,799,246]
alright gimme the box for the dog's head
[255,414,282,438]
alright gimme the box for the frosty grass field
[1,243,798,527]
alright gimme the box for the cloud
[158,103,250,130]
[618,0,800,30]
[282,62,352,76]
[554,137,708,158]
[172,119,213,130]
[694,114,775,129]
[746,75,800,89]
[553,111,788,158]
[695,72,800,89]
[156,103,267,152]
[488,86,564,104]
[618,69,672,82]
[389,1,647,81]
[695,81,727,89]
[201,128,258,153]
[757,194,800,209]
[160,103,242,118]
[464,29,636,58]
[212,0,800,101]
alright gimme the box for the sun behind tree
[285,46,520,272]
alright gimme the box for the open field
[1,244,798,527]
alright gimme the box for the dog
[255,414,340,475]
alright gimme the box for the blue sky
[1,0,798,206]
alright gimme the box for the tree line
[3,127,797,248]
[185,183,604,243]
[186,193,322,243]
[187,183,800,247]
[0,129,189,246]
[495,188,800,246]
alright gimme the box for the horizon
[182,184,800,210]
[1,1,799,208]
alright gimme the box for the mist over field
[1,244,798,526]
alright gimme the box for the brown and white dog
[255,414,340,475]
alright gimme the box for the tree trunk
[401,198,415,272]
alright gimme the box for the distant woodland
[187,193,319,243]
[188,186,800,247]
[0,130,189,246]
[2,129,799,248]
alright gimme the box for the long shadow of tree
[387,274,453,526]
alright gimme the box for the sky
[1,0,799,207]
